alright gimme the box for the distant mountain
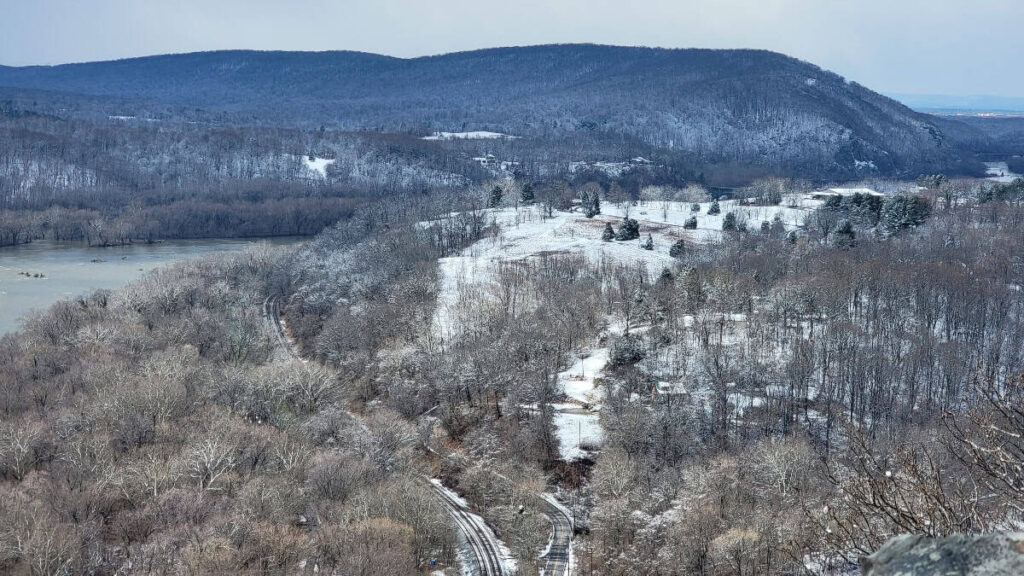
[889,93,1024,114]
[0,45,989,182]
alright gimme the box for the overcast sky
[1,0,1021,97]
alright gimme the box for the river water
[0,237,302,335]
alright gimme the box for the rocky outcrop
[863,533,1024,576]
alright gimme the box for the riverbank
[0,237,303,334]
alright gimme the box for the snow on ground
[429,479,518,575]
[603,198,812,240]
[558,348,609,405]
[429,199,820,462]
[422,131,516,140]
[986,161,1022,184]
[552,404,603,461]
[821,187,883,197]
[541,493,576,575]
[301,156,335,177]
[431,200,817,340]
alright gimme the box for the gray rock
[863,533,1024,576]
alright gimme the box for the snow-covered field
[432,199,816,340]
[558,348,609,405]
[986,161,1022,184]
[552,404,604,461]
[301,156,336,177]
[422,131,517,140]
[429,197,824,461]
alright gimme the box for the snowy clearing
[558,348,609,405]
[986,161,1022,184]
[422,131,517,140]
[552,404,603,461]
[301,156,336,177]
[431,199,815,341]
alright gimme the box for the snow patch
[423,131,516,141]
[301,156,335,178]
[552,404,603,461]
[558,348,609,405]
[986,161,1022,184]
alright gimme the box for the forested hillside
[0,45,992,182]
[5,170,1024,574]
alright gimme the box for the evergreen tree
[833,219,856,249]
[707,199,721,215]
[683,216,697,229]
[760,220,771,234]
[488,185,503,208]
[520,183,535,205]
[691,203,701,213]
[682,267,705,313]
[657,267,675,286]
[609,334,646,367]
[581,190,601,218]
[881,194,931,233]
[601,222,615,241]
[669,238,686,258]
[615,217,640,241]
[722,211,737,231]
[641,234,654,250]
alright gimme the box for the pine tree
[833,219,856,249]
[722,212,737,231]
[682,267,705,313]
[881,194,931,233]
[582,190,601,218]
[760,220,771,234]
[669,238,686,258]
[708,199,721,215]
[657,267,675,286]
[641,234,654,250]
[683,216,697,229]
[771,214,786,235]
[601,222,615,241]
[488,185,503,208]
[520,183,535,205]
[615,217,640,241]
[691,203,701,213]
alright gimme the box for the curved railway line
[263,295,510,576]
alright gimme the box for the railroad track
[263,296,302,360]
[540,494,573,576]
[430,479,507,576]
[263,295,508,576]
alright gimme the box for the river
[0,237,303,335]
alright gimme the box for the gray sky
[1,0,1021,97]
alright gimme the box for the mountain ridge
[0,44,988,180]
